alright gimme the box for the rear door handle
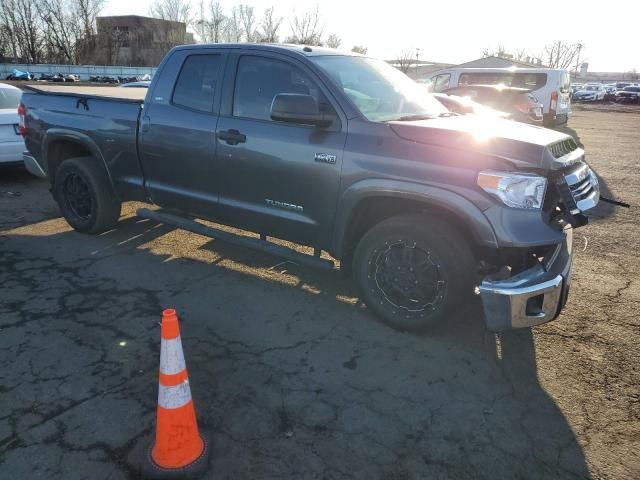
[217,129,246,145]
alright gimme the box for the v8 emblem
[314,153,337,164]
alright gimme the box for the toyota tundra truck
[19,44,600,332]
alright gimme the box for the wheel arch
[43,129,117,196]
[331,179,498,264]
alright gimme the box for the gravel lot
[1,110,638,479]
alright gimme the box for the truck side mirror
[270,93,332,128]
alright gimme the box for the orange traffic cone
[142,308,210,479]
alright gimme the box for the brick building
[94,15,194,67]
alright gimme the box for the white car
[0,83,25,166]
[573,84,606,102]
[428,67,572,126]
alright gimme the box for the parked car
[432,93,508,119]
[615,86,640,103]
[5,69,32,81]
[603,84,617,101]
[119,81,151,88]
[441,85,544,125]
[573,84,606,102]
[615,82,632,90]
[429,67,571,126]
[0,83,25,167]
[20,44,600,333]
[569,83,583,98]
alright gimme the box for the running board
[136,208,335,271]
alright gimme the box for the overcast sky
[102,0,639,72]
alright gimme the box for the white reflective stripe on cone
[160,336,186,375]
[158,379,192,409]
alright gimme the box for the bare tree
[149,0,191,26]
[287,6,323,45]
[208,1,227,43]
[74,0,104,62]
[194,0,210,42]
[239,4,257,42]
[1,0,102,64]
[1,0,43,63]
[396,49,414,74]
[544,41,583,69]
[351,45,367,55]
[38,0,82,63]
[259,6,282,43]
[513,48,527,62]
[325,33,341,49]
[224,5,243,42]
[482,44,508,58]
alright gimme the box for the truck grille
[558,164,599,214]
[549,138,578,158]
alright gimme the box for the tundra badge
[315,153,337,164]
[265,199,304,213]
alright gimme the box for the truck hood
[388,115,570,168]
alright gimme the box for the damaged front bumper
[479,228,573,331]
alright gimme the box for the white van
[429,67,571,126]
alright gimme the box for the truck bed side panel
[22,90,147,202]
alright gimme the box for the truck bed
[23,84,146,103]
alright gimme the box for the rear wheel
[53,156,121,233]
[352,214,476,332]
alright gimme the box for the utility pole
[575,42,583,76]
[415,48,420,80]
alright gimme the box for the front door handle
[217,129,246,145]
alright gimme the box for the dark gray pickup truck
[20,44,600,332]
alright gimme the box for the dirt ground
[0,110,638,479]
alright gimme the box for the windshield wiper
[388,114,438,122]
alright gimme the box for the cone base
[140,432,211,480]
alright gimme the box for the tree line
[0,0,369,66]
[154,0,367,53]
[0,0,105,64]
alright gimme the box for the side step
[136,208,335,271]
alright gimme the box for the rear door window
[172,54,222,113]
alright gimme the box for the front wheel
[352,214,476,332]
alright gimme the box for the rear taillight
[550,91,558,115]
[17,103,27,137]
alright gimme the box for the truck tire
[53,156,121,234]
[352,214,476,332]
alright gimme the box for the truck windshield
[311,56,447,122]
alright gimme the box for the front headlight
[477,171,547,209]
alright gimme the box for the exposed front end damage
[479,158,599,331]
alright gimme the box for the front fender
[330,179,498,257]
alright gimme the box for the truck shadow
[93,217,595,476]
